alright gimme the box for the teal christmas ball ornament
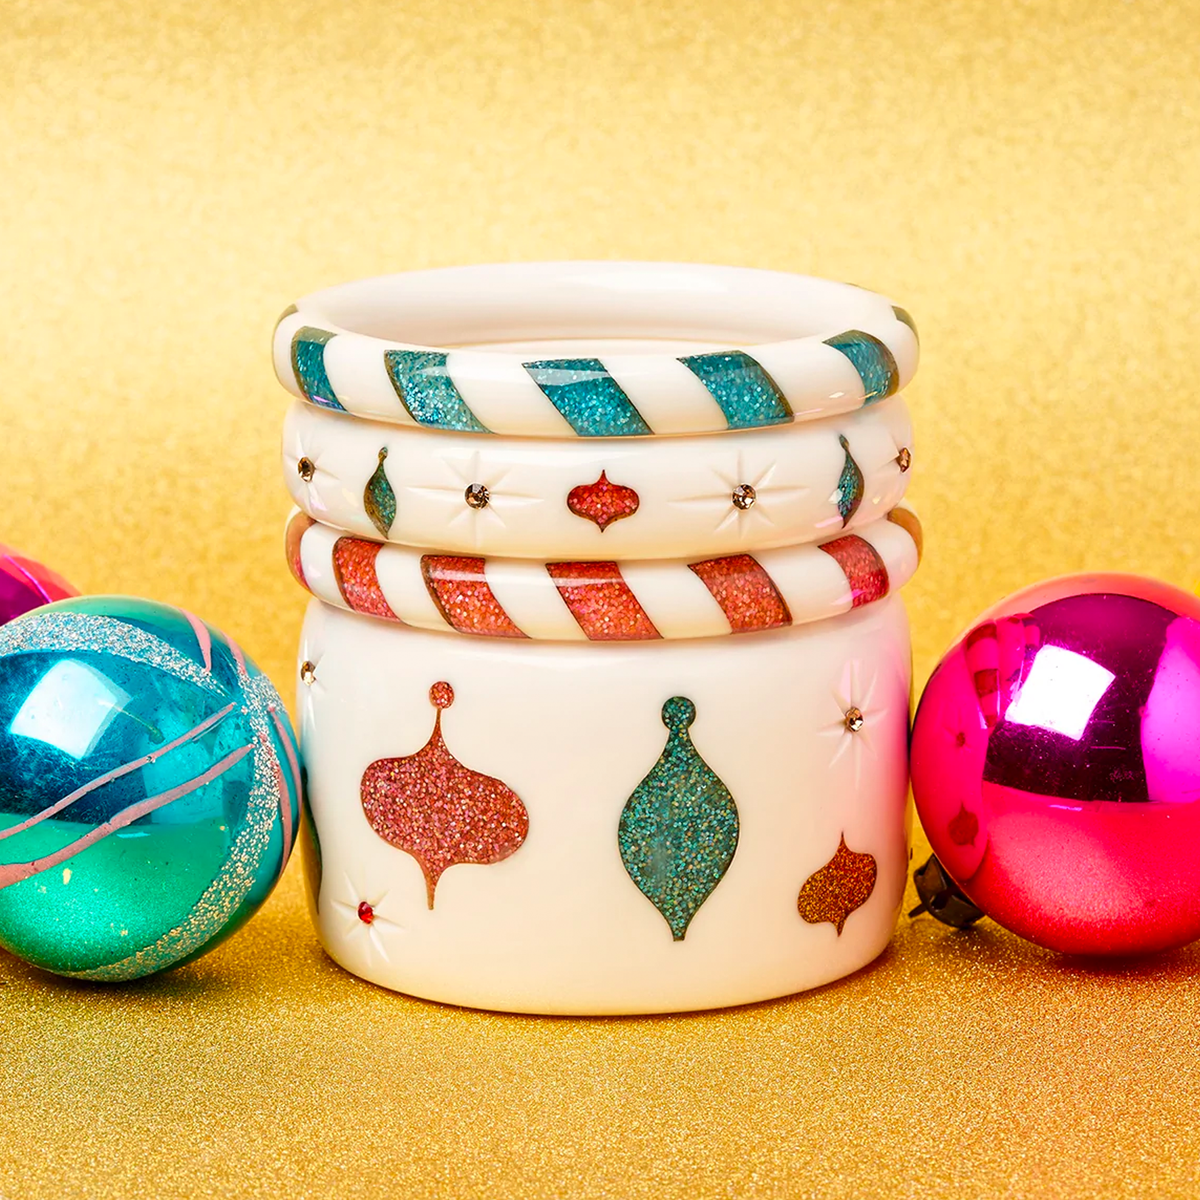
[0,596,302,980]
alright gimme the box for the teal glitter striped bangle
[272,263,918,439]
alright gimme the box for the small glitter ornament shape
[566,471,641,532]
[364,448,397,537]
[618,697,739,940]
[797,835,877,934]
[830,435,864,526]
[0,597,302,980]
[0,545,78,626]
[911,574,1200,955]
[360,683,529,908]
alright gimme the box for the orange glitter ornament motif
[360,683,529,908]
[797,835,877,935]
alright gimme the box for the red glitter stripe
[420,556,527,638]
[285,512,316,588]
[818,535,890,607]
[546,561,661,641]
[333,537,398,620]
[687,554,792,633]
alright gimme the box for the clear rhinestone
[896,447,912,472]
[300,660,317,686]
[844,706,865,733]
[731,483,757,510]
[465,483,491,510]
[297,457,316,482]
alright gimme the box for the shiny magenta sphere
[0,544,76,626]
[912,573,1200,956]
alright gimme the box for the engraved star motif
[406,450,541,550]
[820,658,884,788]
[332,872,404,964]
[670,449,809,540]
[285,425,342,517]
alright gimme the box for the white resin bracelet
[286,506,922,642]
[296,594,912,1014]
[273,262,918,439]
[282,395,914,560]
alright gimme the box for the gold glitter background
[2,0,1200,1195]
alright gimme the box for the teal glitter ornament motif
[364,447,397,537]
[831,434,865,526]
[0,596,302,981]
[618,697,739,940]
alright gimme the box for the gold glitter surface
[4,0,1200,1195]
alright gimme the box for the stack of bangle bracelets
[275,262,922,1014]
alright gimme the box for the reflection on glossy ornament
[0,596,302,979]
[0,545,77,627]
[911,573,1200,956]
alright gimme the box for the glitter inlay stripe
[420,555,527,639]
[523,358,652,437]
[687,554,792,633]
[823,330,900,405]
[818,535,890,606]
[291,327,344,411]
[678,351,793,429]
[332,537,397,620]
[546,561,661,640]
[274,271,918,436]
[384,349,490,433]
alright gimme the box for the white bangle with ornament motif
[296,593,912,1014]
[282,395,914,561]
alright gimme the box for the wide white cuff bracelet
[283,395,913,559]
[273,262,918,438]
[297,594,912,1014]
[286,507,922,642]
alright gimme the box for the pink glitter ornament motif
[0,545,77,625]
[911,573,1200,956]
[566,471,640,532]
[360,682,529,908]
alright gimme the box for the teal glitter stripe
[384,349,490,433]
[292,327,345,412]
[891,305,919,345]
[678,351,793,429]
[523,358,651,437]
[824,330,900,405]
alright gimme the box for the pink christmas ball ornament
[911,573,1200,957]
[0,545,77,626]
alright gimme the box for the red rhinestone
[356,901,375,925]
